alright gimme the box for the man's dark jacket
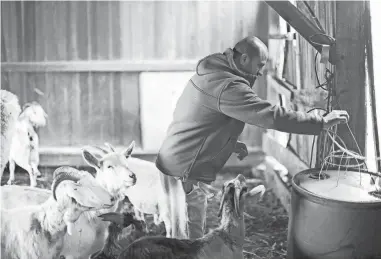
[155,51,323,184]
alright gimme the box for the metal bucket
[287,168,381,259]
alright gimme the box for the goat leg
[31,162,41,177]
[25,164,37,187]
[7,159,16,185]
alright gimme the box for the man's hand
[322,110,350,130]
[234,141,248,160]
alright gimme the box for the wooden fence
[1,1,269,166]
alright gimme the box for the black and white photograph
[1,0,381,258]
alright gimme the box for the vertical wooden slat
[120,73,141,147]
[6,2,19,62]
[196,1,211,57]
[141,1,154,59]
[57,2,67,60]
[110,1,121,59]
[35,1,45,62]
[92,1,109,59]
[24,1,36,62]
[67,1,81,146]
[76,1,89,60]
[120,1,132,59]
[129,1,144,60]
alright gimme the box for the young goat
[1,166,114,259]
[7,101,48,187]
[93,142,174,238]
[89,197,148,259]
[0,90,21,178]
[105,174,265,259]
[1,142,138,259]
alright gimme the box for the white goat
[109,174,266,259]
[93,142,173,238]
[7,101,47,187]
[1,166,114,259]
[0,90,21,178]
[0,142,138,259]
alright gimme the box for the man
[155,36,349,239]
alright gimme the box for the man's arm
[218,80,324,135]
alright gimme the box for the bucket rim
[291,167,381,207]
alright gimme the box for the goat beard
[64,210,78,236]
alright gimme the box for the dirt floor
[1,165,288,259]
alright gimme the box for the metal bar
[264,0,337,65]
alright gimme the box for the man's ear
[240,53,249,65]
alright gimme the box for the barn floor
[1,165,288,259]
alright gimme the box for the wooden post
[333,1,367,163]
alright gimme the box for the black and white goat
[89,197,148,259]
[97,174,265,259]
[1,166,114,259]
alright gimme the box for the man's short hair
[233,36,267,59]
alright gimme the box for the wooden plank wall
[265,1,335,169]
[1,1,269,152]
[293,1,335,166]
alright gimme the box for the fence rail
[1,60,198,72]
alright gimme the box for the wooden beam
[367,0,381,172]
[38,146,265,168]
[264,0,337,65]
[1,60,198,72]
[333,1,367,159]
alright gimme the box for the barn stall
[1,0,380,259]
[1,1,288,258]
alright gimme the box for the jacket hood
[195,48,257,87]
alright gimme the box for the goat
[93,142,175,238]
[1,166,114,259]
[7,101,48,187]
[107,174,266,259]
[89,197,148,259]
[0,141,138,259]
[0,90,21,178]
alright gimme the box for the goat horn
[51,167,83,201]
[104,142,116,152]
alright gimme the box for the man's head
[233,36,268,77]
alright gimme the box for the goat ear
[82,149,100,169]
[123,141,135,158]
[22,102,31,111]
[65,181,97,208]
[245,185,266,199]
[198,182,220,200]
[65,179,112,208]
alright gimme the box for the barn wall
[1,1,269,155]
[265,1,335,169]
